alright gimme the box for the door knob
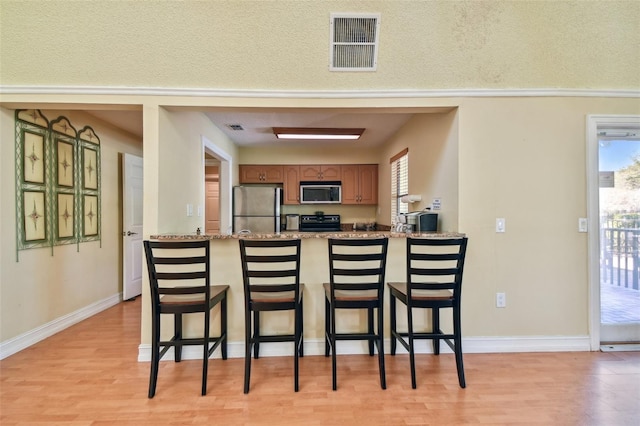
[127,231,138,236]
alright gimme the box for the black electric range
[299,214,341,232]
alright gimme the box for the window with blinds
[390,149,409,224]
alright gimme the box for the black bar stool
[239,239,304,393]
[143,239,229,398]
[324,237,389,390]
[388,237,468,388]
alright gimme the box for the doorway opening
[205,159,220,234]
[202,136,233,235]
[587,115,640,349]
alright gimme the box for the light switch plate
[578,217,588,233]
[496,218,506,233]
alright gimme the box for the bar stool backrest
[239,239,302,307]
[144,240,211,311]
[406,237,468,301]
[328,238,389,295]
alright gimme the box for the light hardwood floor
[1,298,639,425]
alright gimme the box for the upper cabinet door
[239,165,284,183]
[321,165,341,180]
[240,165,263,183]
[283,165,300,204]
[340,165,359,204]
[358,164,378,204]
[341,164,378,205]
[300,165,322,180]
[300,165,341,181]
[262,165,284,183]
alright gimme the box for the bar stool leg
[174,314,183,362]
[149,311,161,398]
[377,305,386,389]
[390,294,397,355]
[408,305,417,389]
[368,308,374,356]
[324,298,330,357]
[244,305,252,394]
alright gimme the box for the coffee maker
[406,212,438,232]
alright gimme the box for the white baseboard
[0,293,121,360]
[137,335,592,362]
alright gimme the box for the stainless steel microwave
[300,181,341,204]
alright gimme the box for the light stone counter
[150,231,465,240]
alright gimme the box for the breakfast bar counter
[150,230,465,240]
[144,230,466,359]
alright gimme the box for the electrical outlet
[496,292,506,308]
[496,218,506,233]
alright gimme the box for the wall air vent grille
[227,124,244,131]
[330,13,380,72]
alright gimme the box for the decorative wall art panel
[83,195,99,237]
[23,191,46,242]
[15,110,101,258]
[57,193,75,239]
[23,131,45,184]
[82,147,98,190]
[56,140,74,187]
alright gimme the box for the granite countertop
[150,231,465,240]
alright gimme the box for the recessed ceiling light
[272,127,365,140]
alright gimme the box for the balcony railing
[601,226,640,291]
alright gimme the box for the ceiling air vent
[330,13,380,72]
[226,124,244,131]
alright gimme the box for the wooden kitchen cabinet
[300,165,341,181]
[341,164,378,204]
[239,165,284,183]
[283,165,300,204]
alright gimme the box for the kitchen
[196,108,460,239]
[145,109,461,361]
[232,165,437,234]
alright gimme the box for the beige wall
[1,1,638,90]
[0,107,142,342]
[378,111,459,232]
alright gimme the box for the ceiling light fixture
[272,127,365,140]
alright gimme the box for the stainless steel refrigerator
[233,186,282,233]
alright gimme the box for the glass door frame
[586,114,640,350]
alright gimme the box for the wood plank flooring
[1,298,639,425]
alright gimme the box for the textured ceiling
[85,108,419,147]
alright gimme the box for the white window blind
[391,149,409,224]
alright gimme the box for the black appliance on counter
[299,213,341,232]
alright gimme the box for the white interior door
[123,153,143,300]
